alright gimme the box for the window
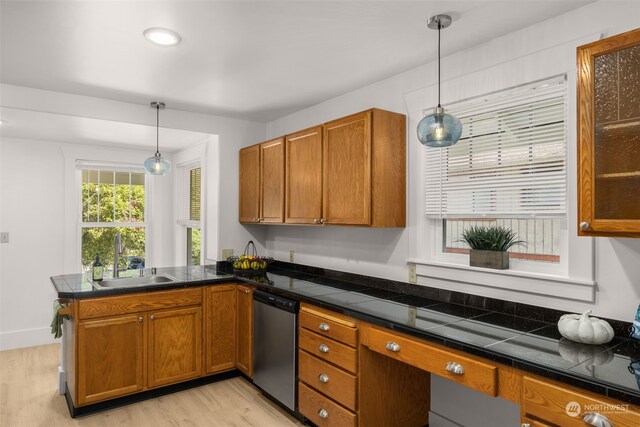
[177,165,202,265]
[79,164,147,275]
[424,75,567,264]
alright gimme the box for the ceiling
[1,0,594,124]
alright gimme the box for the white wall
[262,1,640,322]
[0,86,267,350]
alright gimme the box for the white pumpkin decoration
[557,310,615,345]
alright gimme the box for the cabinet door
[323,111,371,225]
[239,145,260,223]
[577,28,640,236]
[260,138,285,223]
[77,314,144,405]
[236,285,254,377]
[147,306,202,388]
[285,126,323,224]
[204,285,237,374]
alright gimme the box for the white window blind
[424,75,567,218]
[177,163,201,227]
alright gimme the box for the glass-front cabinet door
[577,28,640,237]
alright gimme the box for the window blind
[424,75,567,218]
[190,167,201,221]
[177,164,201,227]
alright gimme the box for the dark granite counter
[51,264,640,406]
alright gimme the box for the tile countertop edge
[50,268,640,406]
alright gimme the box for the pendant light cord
[437,19,441,108]
[156,103,160,155]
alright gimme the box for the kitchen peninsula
[52,263,640,426]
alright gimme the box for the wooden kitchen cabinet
[204,285,237,374]
[577,28,640,236]
[285,126,323,224]
[239,138,285,224]
[76,314,144,405]
[236,284,254,377]
[239,144,260,223]
[147,306,202,388]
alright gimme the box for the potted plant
[459,226,524,270]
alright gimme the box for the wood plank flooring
[0,344,305,427]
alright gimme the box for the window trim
[408,71,596,303]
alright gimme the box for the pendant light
[144,101,172,175]
[417,14,462,148]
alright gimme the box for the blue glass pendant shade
[144,152,172,176]
[417,107,462,148]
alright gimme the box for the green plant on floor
[459,226,525,252]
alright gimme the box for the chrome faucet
[113,233,122,278]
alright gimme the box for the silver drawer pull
[138,316,143,322]
[521,424,531,427]
[318,373,329,383]
[150,314,155,320]
[318,408,329,419]
[385,341,400,352]
[445,361,465,375]
[319,322,330,331]
[582,412,613,427]
[318,344,330,353]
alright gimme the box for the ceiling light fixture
[143,27,181,46]
[417,14,462,148]
[144,102,172,176]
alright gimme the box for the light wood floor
[1,343,305,427]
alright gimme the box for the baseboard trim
[0,327,57,351]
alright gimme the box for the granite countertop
[50,264,640,406]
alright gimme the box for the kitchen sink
[93,274,177,289]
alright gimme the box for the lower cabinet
[236,285,254,377]
[147,306,202,388]
[76,314,144,405]
[204,285,237,374]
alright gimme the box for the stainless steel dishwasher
[252,290,299,412]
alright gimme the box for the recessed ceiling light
[143,27,181,46]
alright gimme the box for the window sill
[407,258,596,303]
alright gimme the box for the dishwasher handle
[253,289,299,313]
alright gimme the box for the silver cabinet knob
[319,322,330,331]
[138,316,143,322]
[254,217,260,223]
[445,361,465,375]
[318,373,329,383]
[521,424,531,427]
[313,219,319,224]
[150,314,155,320]
[320,218,326,224]
[385,341,400,352]
[580,221,590,231]
[582,412,613,427]
[318,344,330,353]
[318,409,329,419]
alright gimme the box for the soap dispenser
[92,254,103,281]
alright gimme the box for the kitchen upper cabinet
[76,314,144,405]
[204,285,237,374]
[323,111,372,225]
[239,145,261,223]
[285,126,323,224]
[236,285,254,377]
[260,138,285,223]
[147,306,203,388]
[262,108,406,227]
[239,138,285,224]
[577,28,640,237]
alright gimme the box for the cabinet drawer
[78,288,203,319]
[523,376,640,427]
[366,327,497,396]
[300,306,357,347]
[299,350,357,411]
[299,382,357,427]
[299,328,357,373]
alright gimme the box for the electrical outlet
[289,250,295,263]
[408,264,417,283]
[221,248,234,260]
[0,232,8,244]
